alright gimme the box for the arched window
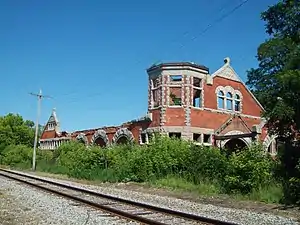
[234,94,241,111]
[226,92,233,110]
[217,91,225,109]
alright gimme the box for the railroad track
[0,168,239,225]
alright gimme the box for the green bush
[221,144,275,194]
[187,145,228,183]
[0,135,284,203]
[277,141,300,205]
[0,144,32,166]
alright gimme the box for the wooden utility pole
[29,89,51,171]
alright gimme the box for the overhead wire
[49,0,251,110]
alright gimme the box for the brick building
[39,57,278,155]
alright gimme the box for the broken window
[234,94,241,111]
[169,87,182,106]
[170,75,182,82]
[203,134,211,143]
[152,77,160,88]
[192,77,203,108]
[193,133,201,142]
[193,89,202,107]
[169,132,181,139]
[152,89,160,107]
[140,133,147,144]
[193,77,202,87]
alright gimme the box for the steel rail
[0,168,239,225]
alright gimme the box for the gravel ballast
[0,175,139,225]
[3,169,299,225]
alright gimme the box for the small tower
[44,108,60,133]
[146,62,209,139]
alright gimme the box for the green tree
[246,0,300,139]
[0,113,35,150]
[246,0,300,204]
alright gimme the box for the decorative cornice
[40,137,71,142]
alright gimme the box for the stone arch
[112,128,134,145]
[263,134,278,155]
[224,138,248,152]
[217,130,251,149]
[91,129,109,147]
[76,133,88,145]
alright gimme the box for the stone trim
[91,129,109,146]
[203,107,260,119]
[215,85,243,112]
[166,75,171,106]
[212,57,241,82]
[263,134,278,154]
[112,128,134,144]
[161,75,166,106]
[40,137,71,142]
[216,130,251,148]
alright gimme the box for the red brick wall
[165,108,186,126]
[190,110,230,129]
[204,77,263,117]
[149,109,160,127]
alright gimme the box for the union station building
[39,57,278,155]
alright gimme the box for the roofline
[211,58,265,112]
[147,62,209,73]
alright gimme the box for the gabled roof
[47,108,59,124]
[215,114,252,135]
[212,57,241,82]
[212,57,265,111]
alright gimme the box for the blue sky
[0,0,278,131]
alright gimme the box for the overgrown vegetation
[0,136,284,204]
[0,0,299,206]
[246,0,300,205]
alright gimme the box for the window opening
[217,91,225,109]
[193,89,202,107]
[193,77,202,87]
[193,133,201,142]
[203,134,211,143]
[170,75,182,82]
[169,132,181,139]
[226,92,233,110]
[234,94,241,111]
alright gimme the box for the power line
[178,0,250,50]
[54,0,242,100]
[29,89,52,171]
[46,0,251,107]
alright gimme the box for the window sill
[168,105,183,108]
[216,108,242,113]
[191,106,204,110]
[203,142,212,146]
[149,106,161,110]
